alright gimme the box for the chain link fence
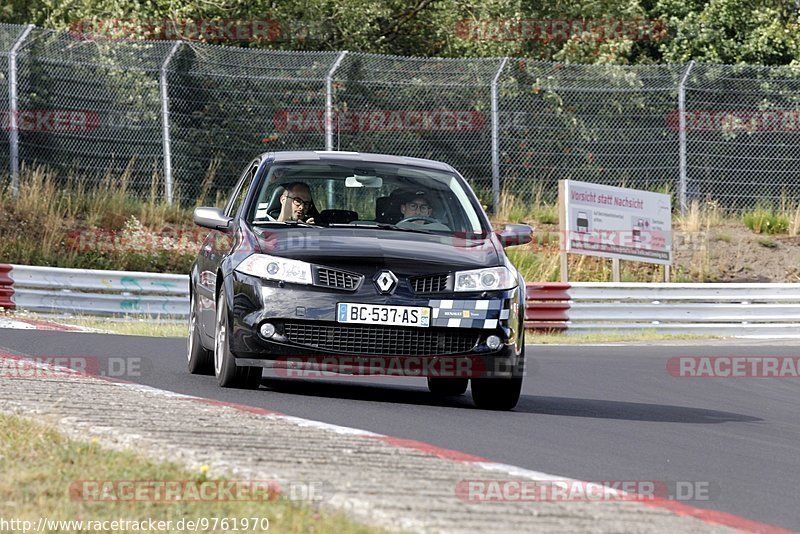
[2,22,800,212]
[0,25,17,184]
[6,25,173,194]
[685,63,800,209]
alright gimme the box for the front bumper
[225,271,525,378]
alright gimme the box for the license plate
[337,303,430,327]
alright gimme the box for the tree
[651,0,800,65]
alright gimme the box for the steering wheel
[397,216,440,225]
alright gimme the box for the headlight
[454,266,517,292]
[235,254,312,285]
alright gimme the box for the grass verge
[65,316,186,337]
[528,330,721,344]
[0,311,187,337]
[0,413,382,534]
[0,165,197,273]
[5,311,721,344]
[5,164,800,282]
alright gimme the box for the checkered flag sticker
[428,299,509,329]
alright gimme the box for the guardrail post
[7,24,34,198]
[491,57,508,215]
[525,282,572,332]
[159,41,182,206]
[0,264,15,310]
[325,51,348,152]
[678,60,695,216]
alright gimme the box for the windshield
[246,161,487,236]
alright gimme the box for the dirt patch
[673,223,800,282]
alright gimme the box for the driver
[278,182,316,223]
[399,190,435,224]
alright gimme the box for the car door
[197,159,260,337]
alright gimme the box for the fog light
[486,335,502,350]
[260,322,276,338]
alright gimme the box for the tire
[427,377,468,396]
[471,376,522,410]
[214,288,262,389]
[471,348,524,411]
[187,289,214,375]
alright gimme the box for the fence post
[325,51,348,152]
[678,60,695,215]
[7,24,34,197]
[160,41,182,205]
[491,57,508,215]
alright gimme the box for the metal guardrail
[527,282,800,336]
[0,264,188,317]
[2,265,799,336]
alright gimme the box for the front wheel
[471,349,524,410]
[471,376,522,410]
[214,288,262,389]
[187,289,214,375]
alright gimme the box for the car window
[225,161,259,218]
[247,161,487,235]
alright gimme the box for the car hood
[252,227,501,273]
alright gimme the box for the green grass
[4,164,800,283]
[528,330,721,344]
[70,316,186,337]
[506,245,673,283]
[0,413,383,534]
[742,207,790,234]
[0,165,197,273]
[85,318,186,337]
[1,311,187,337]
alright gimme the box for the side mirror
[194,207,232,231]
[497,224,533,247]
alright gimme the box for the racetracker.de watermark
[69,479,328,502]
[667,356,800,378]
[273,110,487,133]
[271,355,504,379]
[666,110,800,133]
[456,479,715,502]
[67,228,206,254]
[1,110,100,133]
[65,228,703,257]
[0,356,149,379]
[454,18,666,43]
[68,18,332,43]
[67,227,715,260]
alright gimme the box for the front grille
[283,322,479,356]
[410,274,450,293]
[315,267,362,291]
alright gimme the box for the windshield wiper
[325,223,434,234]
[251,220,319,228]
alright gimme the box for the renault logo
[373,270,398,294]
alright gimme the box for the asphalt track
[2,330,798,531]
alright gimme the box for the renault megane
[188,151,532,410]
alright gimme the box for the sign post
[558,180,569,282]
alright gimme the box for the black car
[188,151,532,410]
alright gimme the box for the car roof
[259,151,457,173]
